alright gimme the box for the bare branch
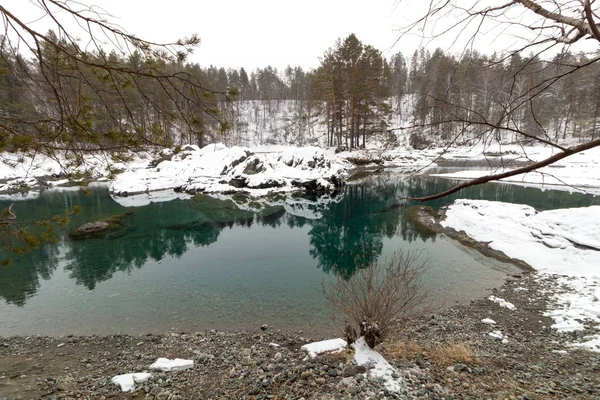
[406,139,600,202]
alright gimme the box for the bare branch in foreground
[406,139,600,202]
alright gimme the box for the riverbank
[3,141,599,201]
[2,271,599,400]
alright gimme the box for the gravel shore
[2,271,600,400]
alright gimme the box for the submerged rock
[69,213,133,240]
[77,221,110,232]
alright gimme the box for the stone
[228,177,247,188]
[453,363,468,372]
[354,365,368,374]
[242,157,265,175]
[261,324,268,331]
[300,371,312,380]
[68,213,132,240]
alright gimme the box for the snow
[110,190,191,207]
[109,144,351,197]
[149,358,194,372]
[488,330,504,340]
[488,296,516,310]
[301,338,347,358]
[111,372,152,392]
[481,318,496,325]
[430,145,600,195]
[443,199,600,351]
[443,200,600,277]
[352,337,404,393]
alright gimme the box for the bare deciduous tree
[322,250,428,349]
[394,0,600,201]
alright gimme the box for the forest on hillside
[1,30,599,153]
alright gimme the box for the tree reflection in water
[1,172,598,305]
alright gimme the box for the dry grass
[428,343,475,365]
[382,340,475,366]
[322,348,355,363]
[380,340,423,361]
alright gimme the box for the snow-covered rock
[109,144,350,197]
[111,372,152,392]
[301,338,347,358]
[149,358,194,372]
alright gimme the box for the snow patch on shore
[149,358,194,372]
[111,372,151,392]
[353,337,404,393]
[443,199,600,351]
[301,338,347,358]
[488,296,516,310]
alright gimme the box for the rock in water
[69,213,132,240]
[77,221,110,232]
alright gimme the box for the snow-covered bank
[442,199,600,351]
[1,140,597,201]
[109,144,350,197]
[108,143,431,199]
[429,145,600,195]
[0,142,431,201]
[0,151,128,193]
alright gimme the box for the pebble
[2,274,598,399]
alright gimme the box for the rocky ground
[2,272,600,400]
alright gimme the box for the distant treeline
[1,31,598,153]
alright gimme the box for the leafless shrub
[323,250,428,349]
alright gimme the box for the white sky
[4,0,598,72]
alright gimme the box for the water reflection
[0,243,59,306]
[0,172,599,308]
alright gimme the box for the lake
[1,171,598,337]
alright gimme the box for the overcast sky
[6,0,596,72]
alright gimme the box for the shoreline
[406,205,534,272]
[2,271,599,399]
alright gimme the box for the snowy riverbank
[0,143,434,200]
[1,142,599,201]
[430,144,600,195]
[441,199,600,351]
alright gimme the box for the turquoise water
[0,172,598,336]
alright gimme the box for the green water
[0,172,598,336]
